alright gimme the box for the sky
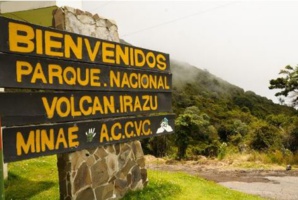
[82,1,298,103]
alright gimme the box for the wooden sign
[0,16,174,166]
[0,53,172,92]
[0,92,172,126]
[0,16,170,72]
[2,114,175,163]
[0,118,4,199]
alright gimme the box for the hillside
[120,39,298,161]
[171,59,297,118]
[145,59,298,162]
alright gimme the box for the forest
[142,59,298,164]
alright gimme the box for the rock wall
[57,142,147,200]
[53,6,119,42]
[52,7,147,200]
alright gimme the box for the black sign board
[0,53,172,92]
[0,16,170,72]
[2,114,175,163]
[0,16,174,166]
[0,92,172,126]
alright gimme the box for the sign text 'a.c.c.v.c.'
[2,114,175,163]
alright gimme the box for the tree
[175,114,192,159]
[269,65,298,106]
[249,121,282,151]
[281,116,298,152]
[174,106,211,159]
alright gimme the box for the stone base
[58,141,148,200]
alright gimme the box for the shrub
[217,142,228,160]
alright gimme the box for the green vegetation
[143,60,298,163]
[269,65,298,105]
[123,170,264,200]
[4,156,59,200]
[4,156,264,200]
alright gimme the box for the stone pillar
[0,87,8,180]
[53,7,147,200]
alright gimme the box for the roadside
[145,155,298,200]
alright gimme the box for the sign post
[0,116,4,200]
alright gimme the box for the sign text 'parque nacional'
[0,16,174,163]
[0,16,170,72]
[0,53,172,92]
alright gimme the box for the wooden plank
[0,16,170,72]
[0,91,172,126]
[0,53,172,92]
[2,114,175,163]
[0,117,4,200]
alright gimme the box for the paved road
[220,176,298,200]
[147,161,298,200]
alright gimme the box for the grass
[220,151,298,170]
[4,156,264,200]
[123,170,264,200]
[4,155,59,200]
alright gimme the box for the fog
[83,1,298,103]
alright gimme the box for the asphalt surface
[146,159,298,200]
[219,176,298,200]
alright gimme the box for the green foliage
[246,150,293,165]
[281,116,298,152]
[233,96,254,111]
[175,113,196,159]
[148,136,169,157]
[266,114,288,127]
[174,106,218,159]
[248,121,282,151]
[269,65,298,105]
[147,60,298,163]
[145,61,298,163]
[217,142,228,160]
[268,150,292,165]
